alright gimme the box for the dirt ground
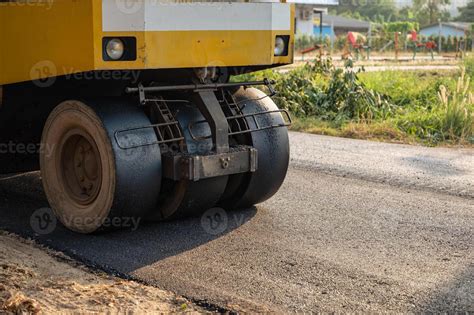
[0,231,201,314]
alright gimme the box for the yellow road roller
[0,0,293,233]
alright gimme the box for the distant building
[314,14,371,37]
[287,0,338,36]
[420,22,471,37]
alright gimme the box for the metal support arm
[192,90,230,154]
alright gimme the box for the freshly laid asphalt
[0,132,472,312]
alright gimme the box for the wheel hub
[60,130,102,206]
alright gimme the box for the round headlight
[274,36,286,56]
[106,39,124,60]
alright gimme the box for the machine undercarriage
[0,71,291,233]
[1,0,294,233]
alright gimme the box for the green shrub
[383,21,419,33]
[237,58,393,123]
[313,59,394,123]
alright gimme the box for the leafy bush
[383,21,419,33]
[310,59,393,123]
[237,58,393,124]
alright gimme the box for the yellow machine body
[0,0,295,85]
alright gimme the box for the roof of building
[320,14,371,29]
[420,22,471,31]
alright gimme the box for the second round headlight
[106,38,125,60]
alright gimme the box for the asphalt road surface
[0,132,473,312]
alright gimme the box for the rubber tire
[219,88,290,209]
[40,99,161,233]
[147,101,228,220]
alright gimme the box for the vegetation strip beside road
[235,57,474,146]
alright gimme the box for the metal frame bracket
[162,146,258,181]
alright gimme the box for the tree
[330,0,399,22]
[413,0,451,25]
[455,0,474,21]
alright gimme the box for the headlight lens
[106,39,125,60]
[274,36,286,56]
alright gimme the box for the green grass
[235,59,474,146]
[358,71,454,109]
[359,69,473,145]
[464,55,474,78]
[291,117,410,143]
